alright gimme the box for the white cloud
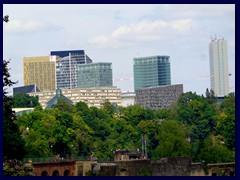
[89,19,197,48]
[3,19,62,33]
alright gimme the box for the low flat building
[13,84,40,95]
[121,92,135,107]
[135,84,183,109]
[28,87,121,109]
[12,108,35,116]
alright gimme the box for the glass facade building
[77,62,113,88]
[209,38,229,97]
[133,55,171,91]
[50,50,93,89]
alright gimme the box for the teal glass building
[133,55,171,91]
[77,62,113,88]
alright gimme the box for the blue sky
[3,4,235,95]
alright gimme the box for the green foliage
[13,90,235,164]
[216,93,235,150]
[52,98,75,113]
[196,136,235,163]
[155,120,191,158]
[12,93,40,108]
[3,59,25,160]
[3,159,34,176]
[205,88,216,104]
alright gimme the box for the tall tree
[155,120,191,158]
[3,59,25,160]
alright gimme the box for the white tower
[209,37,229,97]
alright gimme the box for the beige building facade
[28,87,121,109]
[23,56,57,91]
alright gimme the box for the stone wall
[33,161,76,176]
[190,163,205,176]
[29,157,235,176]
[115,159,150,176]
[207,163,235,176]
[96,163,117,176]
[151,157,191,176]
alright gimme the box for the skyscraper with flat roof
[50,50,93,89]
[209,37,229,97]
[133,55,171,91]
[77,62,113,88]
[23,56,57,91]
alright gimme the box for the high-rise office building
[77,62,113,88]
[209,37,229,97]
[23,56,57,91]
[133,55,171,91]
[50,50,93,89]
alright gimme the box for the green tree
[137,120,161,159]
[3,59,25,160]
[196,136,235,163]
[12,93,40,108]
[155,120,191,158]
[205,88,216,104]
[216,93,235,150]
[52,98,75,113]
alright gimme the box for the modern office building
[13,84,40,95]
[51,50,93,89]
[135,84,183,109]
[23,56,57,91]
[133,55,171,91]
[77,62,113,88]
[209,37,229,97]
[28,87,121,109]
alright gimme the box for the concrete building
[77,62,113,88]
[121,92,135,107]
[28,87,121,109]
[45,89,73,108]
[12,108,35,116]
[135,84,183,109]
[23,56,57,91]
[133,55,171,91]
[51,50,93,89]
[209,37,229,97]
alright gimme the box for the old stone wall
[33,161,75,176]
[207,163,235,176]
[115,159,150,176]
[97,163,117,176]
[150,157,191,176]
[190,163,205,176]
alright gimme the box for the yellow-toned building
[23,56,58,91]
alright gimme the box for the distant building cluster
[14,37,230,109]
[28,87,121,109]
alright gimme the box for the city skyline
[3,4,235,95]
